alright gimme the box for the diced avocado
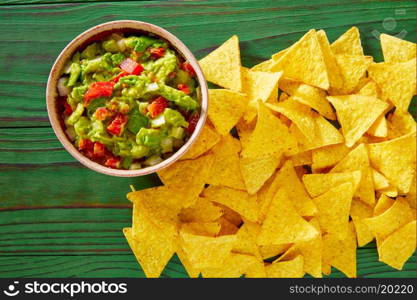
[161,137,173,153]
[143,155,163,166]
[67,103,84,126]
[102,39,119,53]
[144,50,177,82]
[74,116,90,137]
[69,85,88,105]
[164,108,188,127]
[72,52,81,63]
[87,97,107,117]
[124,36,159,52]
[136,127,162,149]
[170,126,185,140]
[158,84,198,111]
[151,114,166,128]
[127,112,149,134]
[81,43,101,59]
[111,53,125,65]
[138,102,148,114]
[131,144,150,158]
[114,141,133,157]
[67,63,81,87]
[121,157,133,169]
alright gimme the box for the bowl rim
[46,20,208,177]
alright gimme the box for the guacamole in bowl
[57,33,200,170]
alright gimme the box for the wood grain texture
[0,0,415,127]
[0,0,416,278]
[0,208,414,278]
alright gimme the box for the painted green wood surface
[0,0,416,278]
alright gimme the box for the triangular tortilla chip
[330,26,363,55]
[368,59,416,112]
[202,186,259,223]
[181,222,221,237]
[179,197,223,223]
[372,168,390,190]
[181,123,220,160]
[199,35,242,91]
[367,115,388,138]
[312,182,354,240]
[380,33,416,63]
[374,194,395,216]
[349,199,374,247]
[311,143,350,170]
[331,144,375,205]
[292,84,336,120]
[405,174,416,209]
[176,246,200,278]
[378,220,416,270]
[201,253,261,278]
[208,89,247,135]
[367,132,416,194]
[250,58,276,72]
[266,255,305,278]
[322,222,357,278]
[257,188,319,245]
[302,170,361,197]
[270,30,330,89]
[358,79,380,97]
[387,110,416,139]
[327,95,388,147]
[206,134,246,190]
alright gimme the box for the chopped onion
[146,82,159,92]
[117,39,126,52]
[129,163,142,170]
[57,77,70,96]
[65,126,76,141]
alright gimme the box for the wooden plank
[0,0,415,127]
[0,208,414,278]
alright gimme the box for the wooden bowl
[46,20,208,177]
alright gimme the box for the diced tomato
[180,62,196,77]
[149,47,165,59]
[105,157,121,169]
[120,58,144,75]
[78,138,94,151]
[111,71,129,83]
[107,113,128,136]
[147,97,169,118]
[83,81,114,106]
[94,107,109,121]
[63,101,73,116]
[186,112,200,135]
[93,142,105,158]
[177,83,190,95]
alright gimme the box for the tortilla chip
[331,144,375,205]
[380,33,416,63]
[270,30,330,89]
[302,170,361,197]
[271,48,288,61]
[176,246,200,278]
[250,59,276,72]
[179,231,237,269]
[279,78,302,95]
[217,217,239,236]
[322,222,357,278]
[349,199,374,247]
[358,80,380,98]
[179,197,223,223]
[291,150,312,167]
[181,123,220,160]
[387,110,416,139]
[199,35,242,91]
[367,115,388,138]
[378,220,416,270]
[257,188,319,245]
[311,143,350,170]
[260,244,292,260]
[202,186,258,223]
[379,186,399,198]
[404,174,416,209]
[208,89,247,135]
[201,253,261,278]
[374,194,395,216]
[330,26,363,56]
[266,255,305,278]
[181,222,221,237]
[368,59,416,112]
[317,29,344,89]
[123,227,175,278]
[279,91,289,102]
[367,132,416,194]
[327,95,388,147]
[312,182,354,240]
[215,203,243,226]
[206,134,246,190]
[292,84,336,120]
[372,168,390,190]
[233,222,262,258]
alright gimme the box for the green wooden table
[0,0,415,278]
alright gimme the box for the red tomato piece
[94,107,109,121]
[147,97,169,118]
[107,113,128,136]
[93,142,105,158]
[83,81,114,106]
[180,62,196,76]
[63,101,73,116]
[78,138,94,151]
[120,58,144,75]
[177,83,190,95]
[105,157,121,169]
[186,112,200,134]
[149,47,166,59]
[111,71,129,83]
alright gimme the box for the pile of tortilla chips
[124,27,416,278]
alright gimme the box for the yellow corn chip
[350,199,374,247]
[379,186,398,198]
[291,150,312,167]
[380,33,416,63]
[312,182,354,240]
[271,48,288,61]
[181,222,221,237]
[260,244,292,260]
[378,220,416,270]
[201,253,261,278]
[215,203,242,226]
[266,255,305,278]
[367,115,388,138]
[199,35,242,91]
[217,217,239,235]
[302,170,361,197]
[367,132,416,194]
[270,30,330,89]
[405,174,416,209]
[250,59,276,72]
[257,188,319,245]
[387,110,416,139]
[233,222,262,258]
[327,95,388,147]
[279,78,302,95]
[331,144,375,205]
[292,84,336,120]
[322,222,357,278]
[374,194,395,216]
[181,123,220,160]
[179,197,223,223]
[311,143,350,171]
[368,59,416,112]
[358,79,380,98]
[330,26,363,55]
[176,246,200,278]
[208,89,247,135]
[372,168,390,190]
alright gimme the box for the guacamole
[58,33,200,169]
